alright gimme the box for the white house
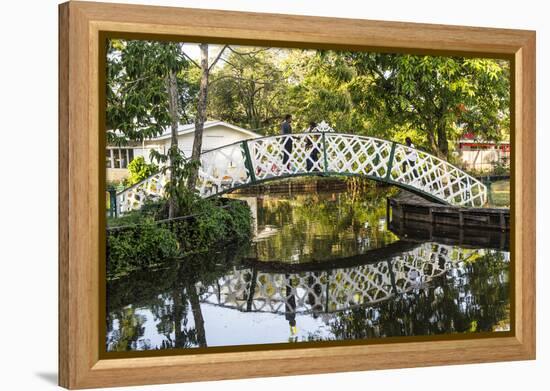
[106,120,262,182]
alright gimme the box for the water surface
[106,187,510,351]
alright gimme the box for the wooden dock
[388,219,509,251]
[388,191,510,232]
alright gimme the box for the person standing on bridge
[280,114,293,171]
[402,137,419,181]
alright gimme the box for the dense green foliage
[341,53,510,157]
[106,198,252,279]
[207,48,291,131]
[107,221,180,277]
[206,49,509,158]
[126,156,158,186]
[166,198,253,254]
[106,40,194,144]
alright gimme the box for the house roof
[151,120,262,141]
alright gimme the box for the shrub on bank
[107,221,179,277]
[106,198,252,279]
[166,198,252,254]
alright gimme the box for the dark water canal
[106,187,510,351]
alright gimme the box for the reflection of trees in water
[106,245,249,351]
[106,188,510,351]
[253,187,398,263]
[106,307,146,351]
[326,251,509,340]
[107,242,509,351]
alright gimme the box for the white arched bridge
[115,122,486,214]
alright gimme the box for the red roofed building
[457,132,510,173]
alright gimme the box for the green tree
[106,40,192,144]
[284,50,373,134]
[208,47,291,133]
[283,51,509,156]
[126,156,158,186]
[106,39,195,217]
[344,53,510,158]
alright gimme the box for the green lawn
[488,180,510,208]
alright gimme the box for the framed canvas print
[58,1,536,389]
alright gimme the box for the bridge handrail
[114,133,484,194]
[239,132,486,187]
[113,131,487,215]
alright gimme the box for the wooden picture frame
[59,1,536,388]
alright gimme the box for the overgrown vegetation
[107,221,180,277]
[106,197,252,279]
[126,156,158,186]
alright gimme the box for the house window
[106,149,112,168]
[107,148,135,169]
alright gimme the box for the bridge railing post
[322,132,329,174]
[241,140,257,184]
[107,186,118,218]
[385,142,397,182]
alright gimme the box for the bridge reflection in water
[106,188,510,352]
[201,243,463,315]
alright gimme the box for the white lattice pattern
[324,134,393,178]
[196,143,251,197]
[249,133,325,181]
[116,129,487,214]
[389,144,487,207]
[197,243,463,315]
[116,173,168,214]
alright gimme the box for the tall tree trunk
[172,287,186,348]
[427,131,438,154]
[187,43,210,191]
[186,281,207,347]
[436,119,449,159]
[166,69,180,218]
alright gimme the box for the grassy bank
[106,198,252,279]
[488,180,510,208]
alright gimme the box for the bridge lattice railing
[115,130,487,214]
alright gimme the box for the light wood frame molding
[58,1,536,389]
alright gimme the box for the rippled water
[106,186,510,352]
